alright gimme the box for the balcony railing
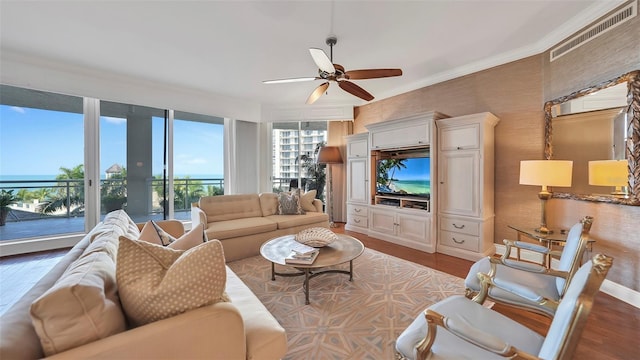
[0,177,225,223]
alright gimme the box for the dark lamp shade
[317,146,343,164]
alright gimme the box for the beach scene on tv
[376,157,431,197]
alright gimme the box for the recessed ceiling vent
[550,1,637,61]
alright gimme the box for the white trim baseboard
[495,244,640,309]
[0,235,82,257]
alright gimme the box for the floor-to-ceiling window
[172,111,224,221]
[271,121,327,199]
[99,101,166,223]
[0,85,84,241]
[0,85,226,246]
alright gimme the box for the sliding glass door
[172,111,224,220]
[0,85,85,241]
[0,84,226,246]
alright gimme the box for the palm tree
[296,142,327,201]
[377,159,407,191]
[39,165,85,214]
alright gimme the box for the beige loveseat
[191,193,329,262]
[0,210,287,360]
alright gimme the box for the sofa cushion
[205,217,277,240]
[277,189,305,215]
[259,192,279,217]
[117,237,228,327]
[266,212,330,230]
[225,267,288,359]
[30,251,126,357]
[102,209,140,239]
[199,194,263,222]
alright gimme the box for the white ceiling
[0,1,625,108]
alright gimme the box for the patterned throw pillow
[116,237,228,327]
[278,189,305,215]
[151,220,176,246]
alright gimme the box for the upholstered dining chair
[464,216,593,317]
[395,254,612,360]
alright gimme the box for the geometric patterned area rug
[227,248,466,359]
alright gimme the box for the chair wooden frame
[397,254,612,360]
[466,216,593,317]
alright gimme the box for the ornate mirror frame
[544,70,640,206]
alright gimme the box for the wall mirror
[544,70,640,206]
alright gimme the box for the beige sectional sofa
[192,192,330,261]
[0,210,287,360]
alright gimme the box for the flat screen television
[376,156,431,198]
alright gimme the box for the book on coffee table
[290,242,317,256]
[285,249,319,265]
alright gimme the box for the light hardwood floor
[1,224,638,359]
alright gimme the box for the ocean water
[0,174,223,191]
[390,180,431,195]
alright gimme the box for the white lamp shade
[588,160,629,186]
[519,160,573,187]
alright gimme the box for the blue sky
[0,105,224,177]
[387,157,431,181]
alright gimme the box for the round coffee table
[260,233,365,304]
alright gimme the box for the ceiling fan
[263,36,403,104]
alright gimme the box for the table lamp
[519,160,573,234]
[317,146,343,228]
[588,159,629,197]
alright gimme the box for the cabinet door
[397,213,430,243]
[439,151,479,216]
[347,158,368,203]
[439,124,480,151]
[369,208,396,235]
[370,123,429,150]
[347,138,368,158]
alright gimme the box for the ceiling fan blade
[306,82,330,104]
[338,81,374,101]
[309,48,336,73]
[345,69,403,80]
[263,77,318,84]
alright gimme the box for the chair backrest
[538,254,612,360]
[555,216,593,295]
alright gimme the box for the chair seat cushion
[395,295,544,359]
[465,257,560,315]
[206,217,277,240]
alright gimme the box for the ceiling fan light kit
[263,36,403,104]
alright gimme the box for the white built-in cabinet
[343,111,497,259]
[436,112,499,261]
[345,133,369,233]
[363,111,448,253]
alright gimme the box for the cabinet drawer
[347,214,368,228]
[440,217,479,236]
[440,124,480,150]
[439,230,479,252]
[348,204,368,216]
